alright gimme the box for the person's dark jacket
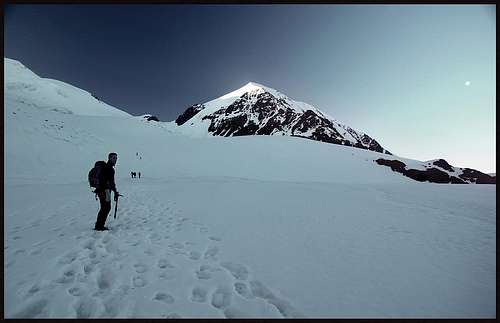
[97,162,117,193]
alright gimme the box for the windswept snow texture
[175,82,391,155]
[4,58,496,318]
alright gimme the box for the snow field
[5,177,495,317]
[5,180,305,318]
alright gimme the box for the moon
[465,81,471,86]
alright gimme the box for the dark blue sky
[6,4,340,121]
[4,5,496,172]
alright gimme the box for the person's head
[108,152,118,166]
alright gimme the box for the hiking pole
[114,193,124,219]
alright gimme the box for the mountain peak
[245,81,264,88]
[217,81,280,100]
[175,81,391,155]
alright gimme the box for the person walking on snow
[94,152,120,231]
[138,172,141,179]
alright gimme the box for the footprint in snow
[29,249,42,256]
[249,280,275,299]
[189,251,201,260]
[204,246,219,260]
[73,296,98,318]
[68,286,85,296]
[133,263,148,273]
[195,265,213,280]
[55,268,77,284]
[132,276,147,288]
[223,306,249,318]
[83,263,94,274]
[191,287,207,303]
[58,252,78,265]
[211,287,232,310]
[209,236,222,242]
[101,291,126,318]
[153,292,175,304]
[26,283,41,296]
[96,268,114,290]
[168,242,184,249]
[76,272,89,283]
[247,280,303,318]
[81,239,95,250]
[234,282,254,299]
[220,262,249,280]
[158,259,174,269]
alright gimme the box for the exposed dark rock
[206,114,248,137]
[375,158,406,173]
[175,104,204,125]
[450,176,467,184]
[459,168,496,184]
[375,158,493,184]
[146,115,160,122]
[403,167,451,183]
[432,159,454,172]
[361,134,386,153]
[234,120,260,136]
[404,169,429,182]
[423,167,452,183]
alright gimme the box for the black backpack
[88,161,106,190]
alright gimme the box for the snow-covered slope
[4,58,131,117]
[175,82,391,155]
[4,58,496,318]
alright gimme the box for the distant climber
[138,172,141,179]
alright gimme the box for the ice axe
[113,193,124,219]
